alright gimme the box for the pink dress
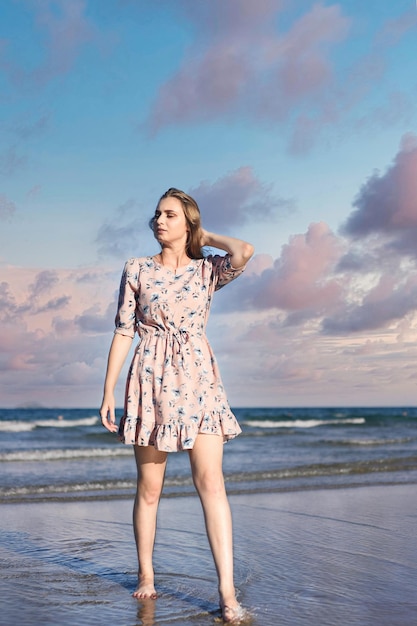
[114,254,246,451]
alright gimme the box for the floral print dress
[114,254,246,451]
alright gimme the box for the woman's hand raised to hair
[199,229,254,268]
[200,228,209,248]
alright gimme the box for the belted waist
[139,327,203,344]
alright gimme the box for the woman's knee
[193,469,225,498]
[136,477,163,505]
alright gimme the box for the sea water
[1,407,417,625]
[1,406,417,503]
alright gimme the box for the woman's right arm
[100,333,133,432]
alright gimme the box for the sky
[1,0,417,408]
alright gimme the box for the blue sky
[1,0,417,408]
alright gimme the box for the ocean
[1,406,417,503]
[1,407,417,625]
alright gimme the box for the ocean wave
[0,446,132,462]
[0,421,35,432]
[2,456,417,503]
[242,418,366,429]
[36,417,99,428]
[0,416,99,432]
[323,437,413,447]
[0,480,137,498]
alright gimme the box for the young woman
[100,188,254,623]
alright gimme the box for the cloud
[2,241,417,407]
[190,166,293,232]
[31,0,95,82]
[0,146,27,177]
[29,270,59,296]
[214,181,417,337]
[95,198,149,259]
[0,281,16,316]
[0,264,117,405]
[318,134,417,334]
[141,2,416,152]
[376,6,417,46]
[322,273,417,334]
[35,295,71,314]
[74,302,116,334]
[0,195,17,220]
[10,112,51,140]
[96,170,292,257]
[219,222,346,317]
[0,0,104,89]
[26,185,42,199]
[254,2,350,116]
[342,133,417,255]
[354,91,414,133]
[146,2,350,139]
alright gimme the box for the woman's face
[153,197,189,245]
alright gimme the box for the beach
[1,406,417,624]
[1,483,416,626]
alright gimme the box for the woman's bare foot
[220,593,246,623]
[221,604,247,623]
[132,575,157,600]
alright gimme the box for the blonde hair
[150,188,204,259]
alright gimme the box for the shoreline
[2,472,417,505]
[2,482,417,625]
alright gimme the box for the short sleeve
[114,259,139,338]
[210,254,247,291]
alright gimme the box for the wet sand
[1,483,416,625]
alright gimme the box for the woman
[100,188,254,623]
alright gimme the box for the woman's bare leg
[188,435,241,622]
[133,444,168,599]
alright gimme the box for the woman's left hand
[100,394,119,433]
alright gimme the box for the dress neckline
[150,255,196,275]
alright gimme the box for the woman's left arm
[201,229,254,268]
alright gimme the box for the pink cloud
[249,222,345,312]
[190,166,292,232]
[245,254,274,276]
[147,44,251,130]
[257,3,349,112]
[1,0,105,89]
[176,0,282,37]
[146,1,350,143]
[31,0,95,83]
[0,264,117,404]
[0,266,111,332]
[2,244,417,406]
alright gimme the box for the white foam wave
[0,421,35,432]
[243,418,366,429]
[0,416,99,432]
[0,480,136,498]
[338,437,411,447]
[0,447,133,462]
[36,417,99,428]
